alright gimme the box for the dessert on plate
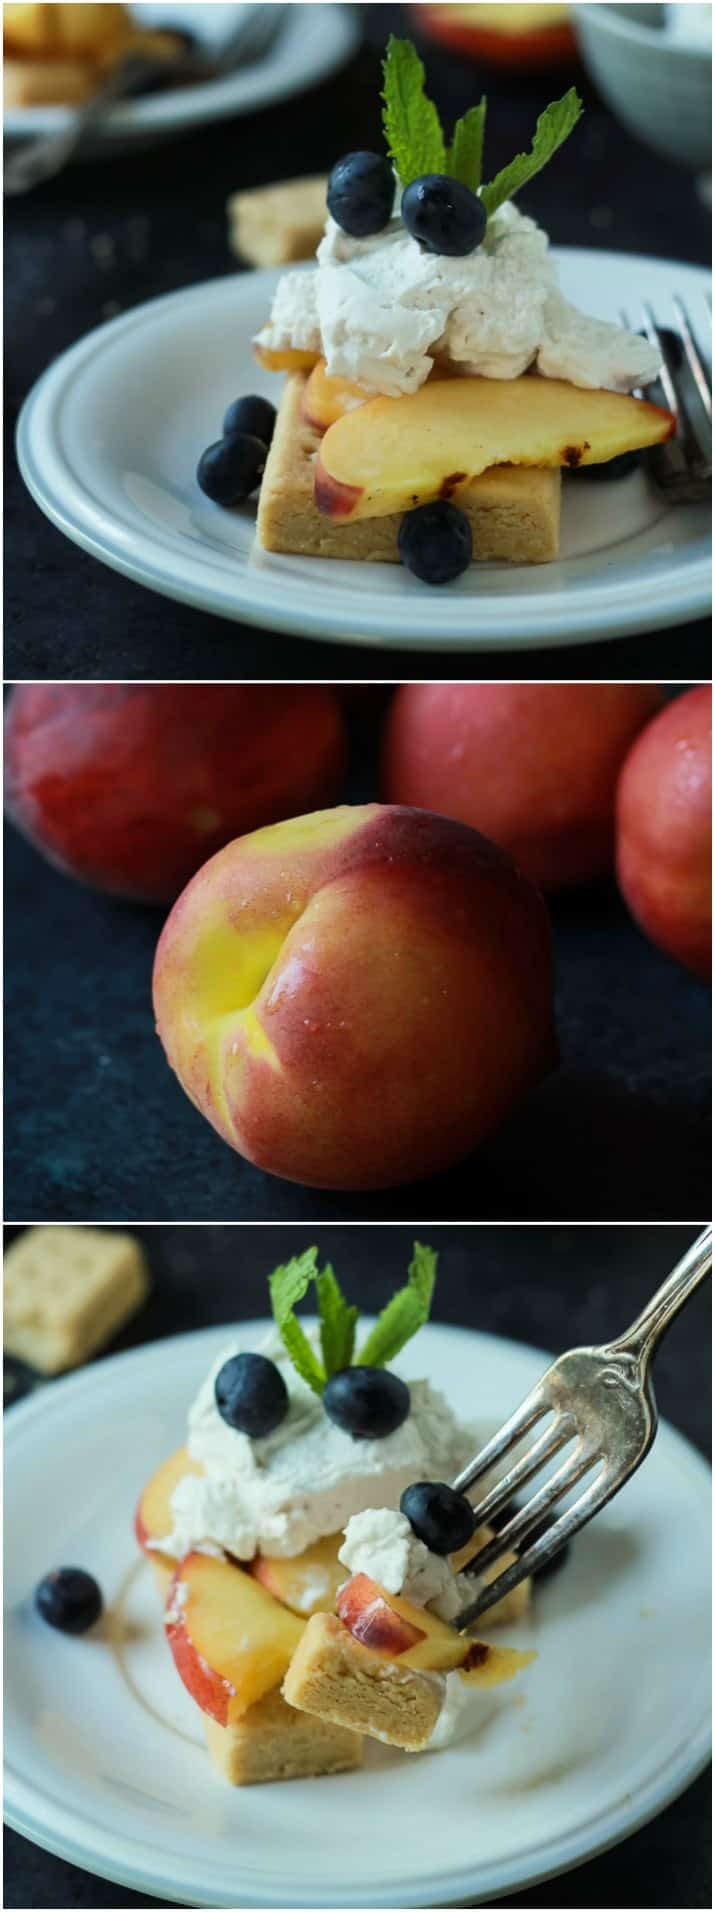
[198,38,673,586]
[3,4,184,108]
[135,1246,540,1783]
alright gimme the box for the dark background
[4,1221,712,1908]
[4,691,711,1224]
[5,3,711,682]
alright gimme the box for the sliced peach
[251,1532,347,1617]
[165,1552,304,1726]
[253,341,320,374]
[301,360,373,432]
[336,1573,534,1683]
[314,376,675,522]
[134,1446,204,1565]
[336,1574,427,1655]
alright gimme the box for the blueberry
[196,434,266,506]
[323,1366,410,1439]
[327,152,395,238]
[398,500,472,585]
[35,1567,103,1634]
[222,394,276,450]
[215,1352,289,1437]
[401,174,486,257]
[400,1481,476,1556]
[577,451,641,481]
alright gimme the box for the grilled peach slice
[254,341,320,374]
[336,1573,534,1686]
[165,1552,304,1725]
[251,1533,347,1617]
[134,1446,204,1568]
[314,376,674,521]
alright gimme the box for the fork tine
[671,294,712,420]
[460,1440,597,1581]
[640,302,680,415]
[459,1415,576,1531]
[451,1381,550,1498]
[456,1463,609,1631]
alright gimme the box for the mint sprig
[268,1243,437,1392]
[380,38,581,220]
[357,1244,437,1369]
[316,1263,358,1376]
[269,1249,326,1396]
[447,98,487,193]
[480,89,583,217]
[381,36,446,186]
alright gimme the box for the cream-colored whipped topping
[255,199,661,397]
[339,1506,473,1623]
[155,1331,475,1562]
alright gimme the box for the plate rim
[4,1318,712,1908]
[15,249,712,652]
[3,5,358,143]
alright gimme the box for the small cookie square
[227,175,328,267]
[3,1226,149,1374]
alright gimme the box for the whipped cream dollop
[256,200,661,398]
[156,1331,475,1562]
[339,1506,473,1624]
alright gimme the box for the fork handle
[609,1226,712,1365]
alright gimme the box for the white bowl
[574,3,712,168]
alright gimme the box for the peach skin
[4,683,347,905]
[382,684,664,892]
[152,804,557,1189]
[616,686,711,980]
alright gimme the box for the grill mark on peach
[462,1641,490,1670]
[438,471,468,499]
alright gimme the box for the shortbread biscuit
[203,1682,363,1785]
[3,1226,149,1373]
[257,374,561,563]
[3,57,95,106]
[228,176,328,267]
[283,1611,443,1751]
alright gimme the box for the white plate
[16,250,711,653]
[4,6,358,155]
[4,1319,711,1908]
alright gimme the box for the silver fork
[452,1226,712,1632]
[621,297,711,503]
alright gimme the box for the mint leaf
[357,1244,437,1368]
[269,1249,326,1396]
[316,1264,358,1376]
[481,88,582,218]
[381,35,446,187]
[447,99,487,192]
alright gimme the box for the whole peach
[152,803,557,1190]
[4,684,347,904]
[382,684,663,892]
[616,687,711,979]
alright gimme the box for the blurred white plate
[4,1319,711,1907]
[4,5,358,155]
[17,250,711,652]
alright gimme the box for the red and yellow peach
[152,803,556,1190]
[382,683,663,892]
[4,683,347,904]
[616,686,711,978]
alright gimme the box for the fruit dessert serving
[134,1247,539,1785]
[196,37,673,585]
[3,4,185,108]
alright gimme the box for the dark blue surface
[4,695,711,1222]
[4,1221,712,1908]
[5,5,711,681]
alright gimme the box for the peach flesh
[152,803,557,1189]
